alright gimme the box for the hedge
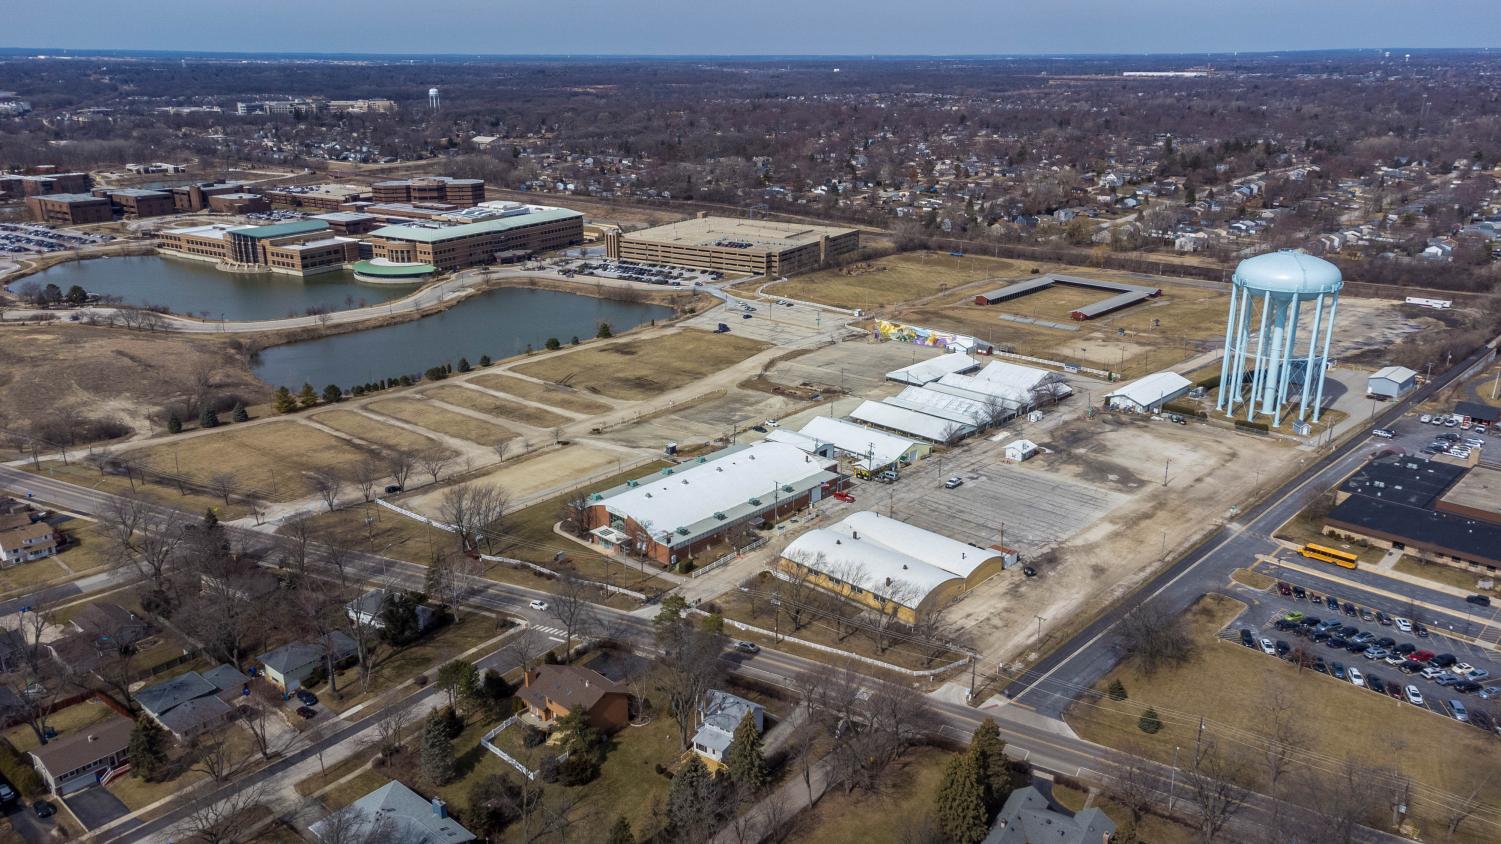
[0,740,46,798]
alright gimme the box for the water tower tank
[1215,250,1343,428]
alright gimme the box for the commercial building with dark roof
[367,205,582,270]
[1323,455,1501,572]
[25,193,113,225]
[93,187,176,218]
[604,216,859,277]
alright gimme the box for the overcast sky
[6,1,1500,56]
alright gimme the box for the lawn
[295,746,386,798]
[1051,783,1195,844]
[320,768,393,810]
[309,409,448,455]
[713,578,966,672]
[291,504,445,563]
[468,373,613,415]
[128,422,378,501]
[787,744,953,844]
[366,398,516,447]
[512,331,772,401]
[21,461,254,519]
[1274,507,1387,564]
[310,615,506,715]
[1394,555,1497,594]
[4,698,113,754]
[1065,594,1501,844]
[767,251,1028,310]
[422,384,571,429]
[1230,567,1274,590]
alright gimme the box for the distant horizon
[1,46,1496,62]
[6,0,1499,57]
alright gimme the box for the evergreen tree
[378,592,423,646]
[1184,182,1197,205]
[1107,679,1127,701]
[665,756,716,838]
[596,322,613,339]
[273,386,297,414]
[199,404,220,429]
[166,413,182,434]
[968,718,1013,815]
[230,401,249,423]
[65,284,88,306]
[421,708,456,785]
[1138,708,1162,734]
[297,383,318,409]
[127,716,169,781]
[724,711,769,791]
[545,337,561,351]
[457,357,472,372]
[605,815,635,844]
[322,384,343,404]
[437,659,480,710]
[479,355,492,367]
[571,336,580,345]
[934,752,988,844]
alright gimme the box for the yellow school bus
[1300,543,1358,569]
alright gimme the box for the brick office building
[25,193,113,225]
[367,205,582,270]
[371,176,486,207]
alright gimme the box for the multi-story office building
[25,193,113,225]
[367,204,582,270]
[604,215,859,276]
[370,177,486,207]
[170,181,254,211]
[4,172,92,198]
[262,184,371,212]
[93,188,176,218]
[206,193,271,214]
[311,212,380,236]
[157,219,359,276]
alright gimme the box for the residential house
[307,781,475,843]
[29,715,134,795]
[135,664,247,740]
[982,785,1116,844]
[0,521,61,566]
[691,690,764,767]
[345,588,438,632]
[516,664,630,733]
[69,602,153,650]
[257,632,357,691]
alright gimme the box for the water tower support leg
[1217,284,1239,413]
[1297,293,1326,422]
[1248,292,1272,421]
[1312,294,1340,423]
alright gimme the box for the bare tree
[417,449,452,486]
[1106,750,1163,838]
[351,457,382,503]
[239,703,284,761]
[869,579,919,653]
[1181,735,1250,843]
[375,706,411,760]
[311,470,345,512]
[1115,602,1195,674]
[436,482,509,552]
[311,802,398,844]
[279,513,314,573]
[175,779,271,844]
[558,489,592,538]
[492,439,509,462]
[1259,676,1308,840]
[384,452,414,491]
[207,472,238,507]
[192,732,241,783]
[654,612,728,749]
[548,570,597,654]
[1441,778,1484,842]
[504,626,549,675]
[1299,757,1380,844]
[101,492,184,595]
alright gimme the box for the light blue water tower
[1216,250,1343,428]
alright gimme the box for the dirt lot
[400,443,630,516]
[126,421,377,500]
[309,409,450,456]
[1067,593,1501,844]
[511,329,772,401]
[365,397,515,447]
[468,372,614,415]
[0,323,266,442]
[761,251,1030,310]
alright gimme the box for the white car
[1259,638,1276,655]
[1348,666,1365,687]
[1372,428,1395,439]
[1454,662,1477,677]
[1405,685,1425,706]
[1393,617,1413,633]
[1420,414,1432,423]
[1465,438,1485,448]
[528,599,549,611]
[1421,665,1447,681]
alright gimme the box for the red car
[832,491,855,503]
[1277,582,1292,596]
[1411,650,1436,663]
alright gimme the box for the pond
[252,286,673,389]
[11,255,415,321]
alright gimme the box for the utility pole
[1162,458,1170,487]
[1034,614,1046,647]
[1167,745,1180,813]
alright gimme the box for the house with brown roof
[516,665,629,734]
[29,715,133,795]
[0,521,61,565]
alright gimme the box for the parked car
[295,689,318,706]
[0,780,15,807]
[1375,637,1396,649]
[383,484,403,494]
[1327,637,1348,649]
[832,491,856,503]
[1454,681,1483,694]
[1348,666,1366,687]
[1352,632,1376,645]
[1022,566,1038,577]
[296,706,318,719]
[944,476,964,489]
[1332,662,1347,680]
[1411,649,1435,662]
[1449,700,1470,722]
[1415,623,1430,638]
[1275,640,1290,657]
[1422,665,1447,681]
[1368,675,1387,694]
[1240,629,1255,647]
[1376,612,1393,626]
[1343,602,1358,616]
[1277,581,1292,596]
[1479,686,1501,700]
[1394,617,1413,633]
[1360,609,1375,621]
[1434,673,1461,687]
[1284,611,1305,622]
[1372,428,1395,439]
[1420,414,1432,423]
[1466,594,1492,607]
[1363,647,1389,661]
[1395,643,1416,655]
[1292,586,1306,599]
[1260,638,1277,655]
[1326,596,1340,610]
[1433,653,1459,667]
[1405,685,1425,706]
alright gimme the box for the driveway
[6,802,66,844]
[64,786,132,831]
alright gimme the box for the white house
[692,690,765,766]
[257,632,357,691]
[345,588,438,632]
[1003,440,1038,462]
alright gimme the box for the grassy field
[469,373,613,414]
[129,422,376,501]
[512,331,771,401]
[319,768,392,810]
[1066,594,1501,843]
[21,460,254,519]
[1394,555,1496,593]
[788,745,952,844]
[365,398,515,447]
[766,251,1029,310]
[309,409,448,455]
[1051,783,1195,844]
[1275,508,1387,564]
[0,520,115,596]
[420,385,572,429]
[1231,567,1275,590]
[310,615,504,714]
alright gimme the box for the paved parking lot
[1230,581,1501,725]
[880,438,1125,552]
[681,297,842,346]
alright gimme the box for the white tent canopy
[848,400,973,442]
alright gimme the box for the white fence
[480,716,538,781]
